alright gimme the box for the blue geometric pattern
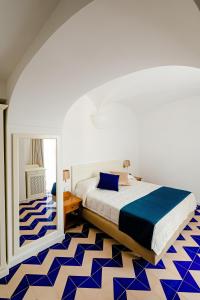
[19,195,57,246]
[0,206,199,299]
[19,212,56,231]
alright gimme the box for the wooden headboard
[71,160,126,192]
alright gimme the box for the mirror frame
[12,134,64,259]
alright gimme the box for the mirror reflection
[19,137,57,247]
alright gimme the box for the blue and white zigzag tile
[0,206,199,299]
[19,195,57,246]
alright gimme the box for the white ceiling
[0,0,199,85]
[87,66,200,113]
[8,0,200,129]
[0,0,60,80]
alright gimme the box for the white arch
[7,0,200,131]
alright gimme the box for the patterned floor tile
[0,206,200,299]
[19,195,57,246]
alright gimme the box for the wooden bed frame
[71,160,194,265]
[82,207,193,265]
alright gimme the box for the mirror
[17,137,57,247]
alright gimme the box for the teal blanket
[119,187,191,250]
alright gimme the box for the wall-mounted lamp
[123,160,131,170]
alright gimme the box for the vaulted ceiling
[8,0,200,130]
[0,0,60,80]
[86,66,200,113]
[1,0,199,83]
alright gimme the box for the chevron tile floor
[19,195,57,246]
[0,206,200,300]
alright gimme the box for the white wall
[62,97,139,177]
[139,97,200,203]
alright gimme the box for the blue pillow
[97,172,119,192]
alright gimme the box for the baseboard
[0,266,9,279]
[8,232,65,268]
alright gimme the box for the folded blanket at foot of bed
[119,186,191,250]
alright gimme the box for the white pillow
[74,177,98,204]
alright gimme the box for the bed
[71,160,196,264]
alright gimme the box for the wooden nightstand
[63,192,82,230]
[134,176,142,182]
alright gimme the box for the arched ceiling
[6,0,94,99]
[87,66,200,114]
[8,0,200,131]
[0,0,59,80]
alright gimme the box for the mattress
[75,179,196,255]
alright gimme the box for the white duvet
[75,177,196,255]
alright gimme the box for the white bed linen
[75,179,196,255]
